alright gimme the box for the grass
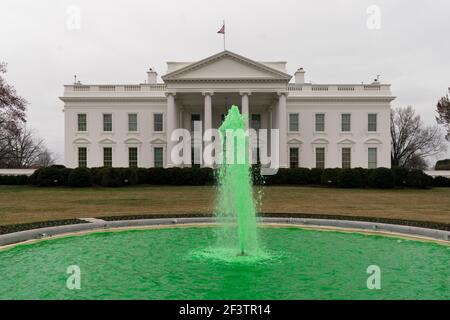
[0,185,449,226]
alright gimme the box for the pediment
[149,138,166,144]
[162,51,291,82]
[124,137,142,144]
[337,138,356,145]
[364,138,383,144]
[73,137,90,144]
[287,138,304,144]
[98,138,116,144]
[311,138,329,145]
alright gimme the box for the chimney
[294,67,306,84]
[147,68,157,84]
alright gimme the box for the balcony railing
[287,83,390,95]
[67,83,167,93]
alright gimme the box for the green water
[0,227,448,300]
[215,105,258,255]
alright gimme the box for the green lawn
[0,185,449,226]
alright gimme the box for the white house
[60,50,395,169]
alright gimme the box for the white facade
[61,51,395,169]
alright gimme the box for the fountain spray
[215,105,258,255]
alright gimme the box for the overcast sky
[1,0,449,163]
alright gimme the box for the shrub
[251,165,265,185]
[0,175,29,185]
[287,168,310,185]
[119,168,138,186]
[60,168,73,186]
[265,168,289,185]
[320,168,339,186]
[50,164,66,169]
[368,167,395,188]
[337,169,362,188]
[392,166,409,187]
[405,170,432,189]
[35,167,62,187]
[201,167,215,185]
[99,168,123,187]
[352,167,370,188]
[68,167,92,187]
[435,159,450,170]
[137,168,150,184]
[433,176,450,187]
[309,168,323,185]
[147,168,168,184]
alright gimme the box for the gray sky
[1,0,450,163]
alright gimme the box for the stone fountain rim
[0,216,448,249]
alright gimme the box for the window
[315,147,325,169]
[251,114,261,130]
[128,113,138,132]
[191,114,200,132]
[103,147,112,167]
[342,147,351,169]
[77,114,87,132]
[289,147,299,168]
[154,147,163,168]
[78,147,87,168]
[289,113,299,132]
[103,114,112,132]
[153,113,163,132]
[315,113,325,132]
[128,147,138,168]
[341,113,351,132]
[368,148,377,169]
[368,113,377,132]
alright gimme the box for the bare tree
[34,148,55,167]
[0,61,27,166]
[5,127,44,168]
[1,127,55,168]
[391,106,446,168]
[436,93,450,140]
[0,62,27,131]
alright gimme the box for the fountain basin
[0,223,448,299]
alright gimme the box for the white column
[240,92,250,128]
[277,92,287,168]
[166,92,176,167]
[203,92,213,167]
[203,92,213,132]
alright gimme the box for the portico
[161,51,292,167]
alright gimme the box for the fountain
[214,105,258,256]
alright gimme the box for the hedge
[1,166,444,189]
[337,169,362,188]
[68,167,92,187]
[433,176,450,187]
[0,175,29,185]
[435,159,450,170]
[368,167,395,188]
